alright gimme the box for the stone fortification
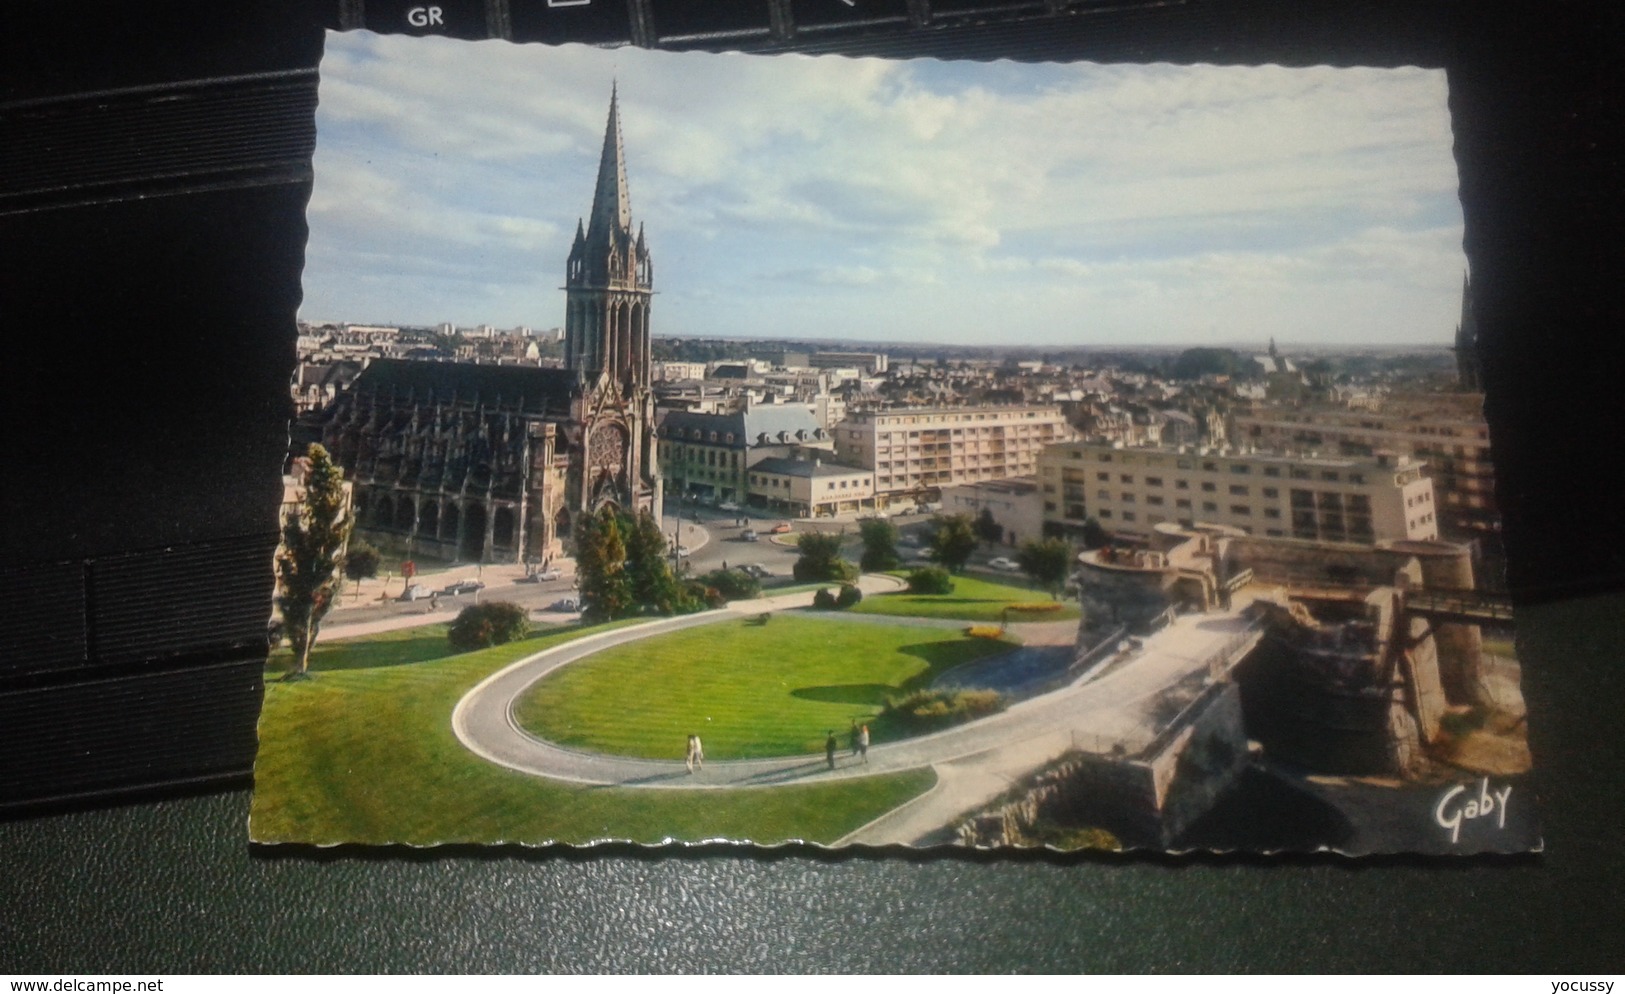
[957,682,1250,849]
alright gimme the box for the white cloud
[302,33,1465,345]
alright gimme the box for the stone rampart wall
[957,683,1249,848]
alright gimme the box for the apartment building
[652,360,708,382]
[940,477,1043,546]
[747,455,876,518]
[1037,441,1439,545]
[1232,394,1494,534]
[810,351,888,375]
[834,405,1074,498]
[657,406,831,505]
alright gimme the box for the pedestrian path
[450,590,1264,843]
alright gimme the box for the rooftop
[348,358,575,414]
[1053,438,1422,471]
[750,456,870,478]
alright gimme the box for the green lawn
[252,621,934,846]
[848,573,1080,622]
[760,581,833,597]
[513,614,1014,758]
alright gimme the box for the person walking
[685,734,704,774]
[825,730,838,771]
[849,721,860,758]
[858,724,870,764]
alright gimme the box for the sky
[301,32,1468,348]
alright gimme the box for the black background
[2,0,1622,973]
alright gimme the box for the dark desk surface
[3,590,1619,974]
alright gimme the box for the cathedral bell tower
[561,86,661,523]
[564,84,653,391]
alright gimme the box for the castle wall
[957,682,1250,848]
[1074,557,1180,636]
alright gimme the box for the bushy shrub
[793,531,858,584]
[680,581,727,611]
[858,518,901,572]
[836,583,863,608]
[906,566,955,595]
[447,601,530,651]
[881,688,1005,732]
[697,568,761,602]
[812,587,838,610]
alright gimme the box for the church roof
[585,84,633,259]
[349,358,576,414]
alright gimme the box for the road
[451,588,1263,845]
[323,501,1027,641]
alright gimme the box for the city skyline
[303,33,1468,348]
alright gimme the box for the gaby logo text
[1433,778,1512,843]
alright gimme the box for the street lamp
[671,475,685,569]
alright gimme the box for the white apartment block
[653,361,708,382]
[834,406,1075,497]
[940,477,1043,546]
[1231,395,1494,533]
[1037,441,1439,545]
[810,351,887,375]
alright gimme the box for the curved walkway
[453,580,1261,806]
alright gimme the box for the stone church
[315,89,660,564]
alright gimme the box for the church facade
[314,89,660,564]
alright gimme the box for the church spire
[564,86,653,389]
[585,81,632,253]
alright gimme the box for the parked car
[547,596,580,612]
[988,557,1021,571]
[398,583,430,602]
[675,544,692,557]
[769,522,793,534]
[739,563,774,578]
[516,567,562,583]
[441,579,486,595]
[718,500,740,513]
[740,529,759,542]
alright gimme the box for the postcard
[252,31,1538,853]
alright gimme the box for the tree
[858,517,901,572]
[793,530,857,584]
[974,507,1002,546]
[1170,347,1244,381]
[1079,517,1109,550]
[447,601,529,651]
[906,566,954,595]
[275,444,352,679]
[623,509,681,614]
[342,538,381,599]
[929,514,978,573]
[1017,538,1074,600]
[575,505,633,622]
[696,568,760,602]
